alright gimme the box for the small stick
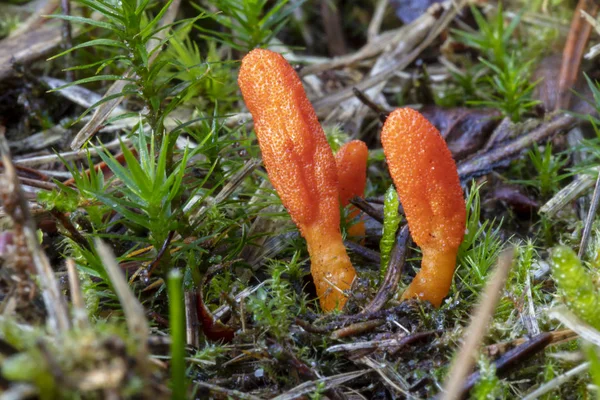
[522,362,590,400]
[440,248,515,400]
[295,317,329,334]
[60,0,74,82]
[350,196,384,223]
[344,240,381,264]
[66,258,90,330]
[484,329,577,359]
[186,158,261,220]
[146,230,175,276]
[268,341,348,400]
[312,0,465,112]
[462,332,553,397]
[0,162,50,181]
[95,238,149,362]
[361,226,410,314]
[326,330,440,354]
[184,291,199,348]
[195,382,263,400]
[352,87,388,122]
[556,0,599,110]
[50,209,90,251]
[270,370,369,400]
[540,170,597,217]
[367,0,389,41]
[0,128,70,334]
[14,136,127,167]
[18,177,58,191]
[330,319,385,340]
[321,0,347,56]
[457,114,576,181]
[578,172,600,258]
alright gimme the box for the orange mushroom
[238,49,356,312]
[335,140,368,238]
[381,108,466,307]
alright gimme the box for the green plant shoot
[380,185,401,280]
[168,269,186,400]
[551,246,600,330]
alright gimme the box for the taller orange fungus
[381,108,466,307]
[335,140,368,238]
[238,49,356,312]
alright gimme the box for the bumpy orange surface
[335,140,368,238]
[238,49,356,312]
[381,108,466,307]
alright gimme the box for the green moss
[551,246,600,329]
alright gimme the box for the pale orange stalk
[335,140,368,238]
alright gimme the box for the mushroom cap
[381,107,465,250]
[335,140,368,207]
[238,49,339,231]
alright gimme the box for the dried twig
[483,329,577,359]
[66,258,90,330]
[350,196,384,223]
[50,209,90,250]
[556,0,599,110]
[549,305,600,347]
[344,240,381,264]
[195,382,263,400]
[146,230,175,276]
[322,2,455,132]
[0,1,61,81]
[359,357,413,398]
[540,169,598,216]
[327,330,439,354]
[361,226,410,314]
[312,0,464,115]
[271,370,370,400]
[462,332,553,397]
[187,158,261,225]
[268,341,348,400]
[330,319,385,340]
[578,172,600,258]
[299,27,411,77]
[184,291,199,348]
[17,177,57,191]
[352,87,388,122]
[60,0,73,82]
[367,0,389,41]
[321,0,347,56]
[441,248,515,400]
[14,136,127,167]
[522,362,590,400]
[94,238,149,362]
[0,127,70,334]
[457,114,576,181]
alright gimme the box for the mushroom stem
[401,247,458,307]
[304,224,355,311]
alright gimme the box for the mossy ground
[0,0,599,398]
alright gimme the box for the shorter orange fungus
[381,108,466,307]
[238,49,356,312]
[335,140,368,238]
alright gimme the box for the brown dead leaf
[420,105,501,160]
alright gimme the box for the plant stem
[168,269,186,400]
